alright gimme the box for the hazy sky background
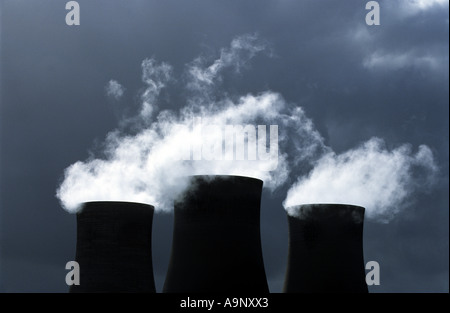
[0,0,448,292]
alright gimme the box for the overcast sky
[0,0,448,292]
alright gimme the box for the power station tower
[70,201,156,293]
[283,204,368,293]
[163,175,269,293]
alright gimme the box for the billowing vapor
[57,34,321,213]
[105,80,125,100]
[185,33,268,103]
[57,34,438,222]
[140,58,173,119]
[284,138,438,222]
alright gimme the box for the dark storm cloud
[1,0,448,292]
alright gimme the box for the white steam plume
[105,80,125,100]
[186,33,268,104]
[57,33,438,223]
[140,58,173,119]
[284,137,438,222]
[57,34,322,213]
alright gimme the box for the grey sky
[0,0,448,292]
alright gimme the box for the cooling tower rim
[285,203,365,220]
[186,174,263,184]
[78,201,155,213]
[286,203,365,210]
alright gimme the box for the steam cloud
[284,138,438,222]
[105,80,125,100]
[57,34,322,213]
[57,34,438,222]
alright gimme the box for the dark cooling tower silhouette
[70,201,156,293]
[163,175,269,293]
[283,204,368,293]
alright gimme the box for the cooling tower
[70,201,156,293]
[283,204,368,293]
[163,175,269,293]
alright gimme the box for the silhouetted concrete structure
[163,175,269,293]
[283,204,368,293]
[70,201,156,293]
